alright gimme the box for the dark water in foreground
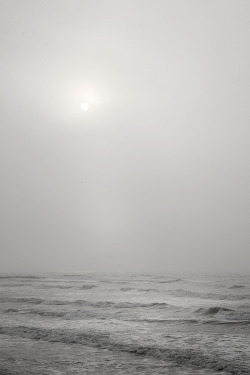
[0,273,249,374]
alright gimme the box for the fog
[1,0,249,273]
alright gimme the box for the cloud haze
[0,0,249,273]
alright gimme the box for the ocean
[0,273,249,374]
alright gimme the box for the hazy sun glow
[81,102,89,111]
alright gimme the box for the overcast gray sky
[0,0,249,273]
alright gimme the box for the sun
[81,102,89,111]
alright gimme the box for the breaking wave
[195,306,250,321]
[0,325,248,374]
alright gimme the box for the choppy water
[0,273,249,374]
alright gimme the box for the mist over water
[1,0,250,274]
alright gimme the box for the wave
[120,287,158,292]
[12,309,67,318]
[0,297,173,309]
[0,275,43,280]
[0,325,248,374]
[4,306,250,328]
[157,278,182,284]
[4,307,179,321]
[129,318,198,324]
[137,288,158,293]
[196,307,233,315]
[1,297,43,304]
[4,308,90,320]
[0,282,97,291]
[63,274,85,277]
[229,285,245,289]
[171,289,250,301]
[0,283,30,287]
[132,317,250,326]
[202,319,250,326]
[38,284,96,290]
[39,284,75,289]
[4,308,18,313]
[80,285,97,290]
[72,300,172,309]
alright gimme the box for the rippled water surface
[0,273,249,374]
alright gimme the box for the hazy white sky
[0,0,249,273]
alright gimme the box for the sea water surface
[0,273,249,374]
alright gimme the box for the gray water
[0,273,249,374]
